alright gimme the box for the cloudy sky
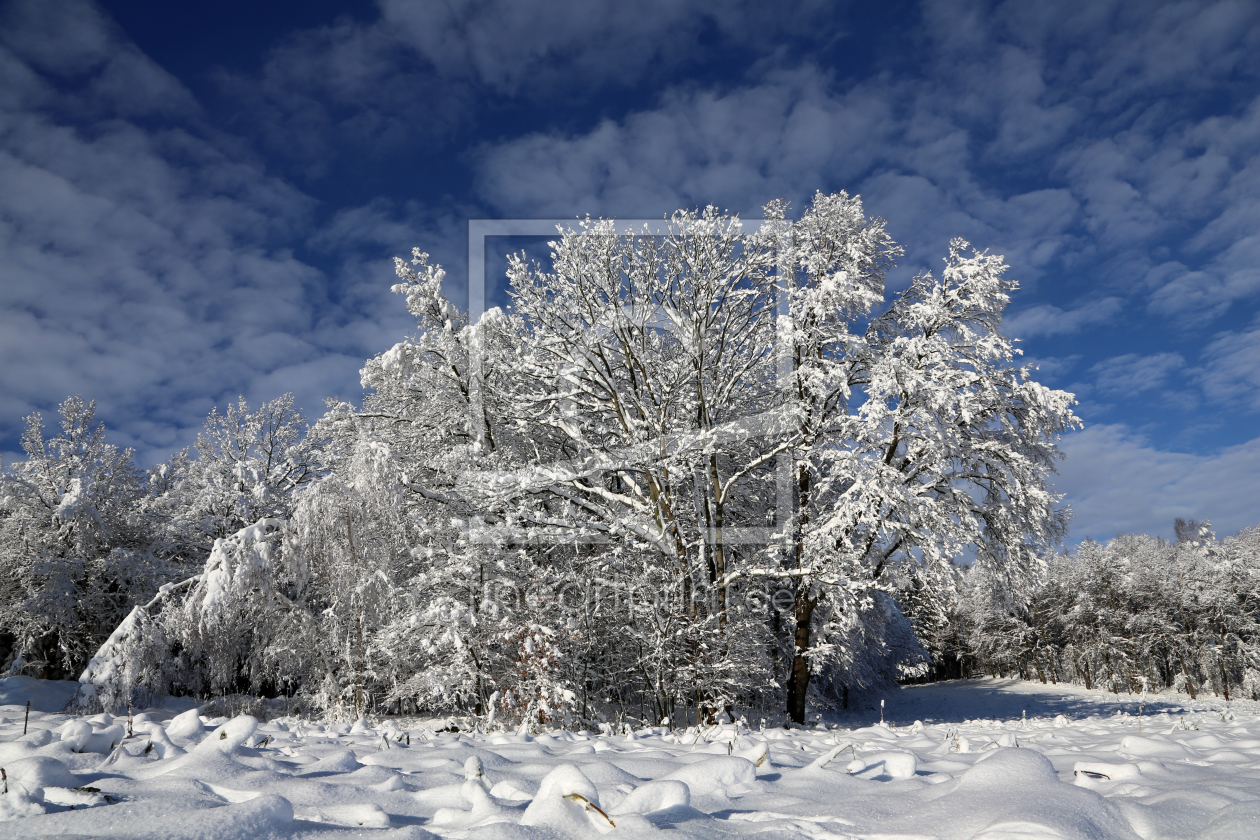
[1,0,1258,543]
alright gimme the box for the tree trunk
[785,460,814,725]
[1180,656,1197,699]
[707,454,728,629]
[785,590,816,724]
[345,510,365,720]
[1218,631,1231,701]
[1032,652,1048,684]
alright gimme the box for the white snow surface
[2,677,1259,839]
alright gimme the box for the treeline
[1,195,1080,726]
[931,522,1260,700]
[0,394,318,684]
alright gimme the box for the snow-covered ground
[2,678,1258,839]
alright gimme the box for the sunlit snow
[2,677,1257,838]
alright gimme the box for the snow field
[1,678,1259,839]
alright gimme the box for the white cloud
[468,0,1260,315]
[1020,355,1081,380]
[1199,318,1260,411]
[0,1,412,464]
[473,66,895,219]
[472,66,1086,293]
[379,0,831,94]
[0,0,195,118]
[1052,424,1260,543]
[213,19,471,174]
[200,0,1260,334]
[1141,103,1260,320]
[214,0,841,171]
[1088,353,1186,396]
[1147,236,1260,322]
[1003,298,1123,339]
[942,0,1260,107]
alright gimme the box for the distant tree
[1174,517,1204,544]
[955,521,1260,701]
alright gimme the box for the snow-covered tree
[68,193,1087,725]
[69,397,326,712]
[285,440,409,718]
[350,250,545,720]
[0,397,150,678]
[956,521,1260,700]
[498,209,787,720]
[749,199,1077,722]
[143,394,321,563]
[430,196,1074,723]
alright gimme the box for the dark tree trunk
[785,591,816,724]
[785,458,815,726]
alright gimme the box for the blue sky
[1,0,1258,543]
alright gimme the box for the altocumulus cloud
[2,0,1259,545]
[1199,317,1260,412]
[473,0,1260,307]
[211,0,836,178]
[465,0,1260,540]
[471,64,1085,287]
[0,0,396,463]
[377,0,827,94]
[1053,425,1260,543]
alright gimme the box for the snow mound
[1117,734,1194,759]
[1195,801,1260,840]
[0,677,79,713]
[2,677,1258,839]
[196,715,258,753]
[520,764,614,835]
[1072,761,1144,784]
[3,756,79,791]
[660,755,757,797]
[56,720,94,752]
[0,794,292,838]
[297,747,360,774]
[917,749,1143,840]
[847,749,918,780]
[165,707,206,741]
[0,784,45,821]
[609,779,690,815]
[301,802,392,828]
